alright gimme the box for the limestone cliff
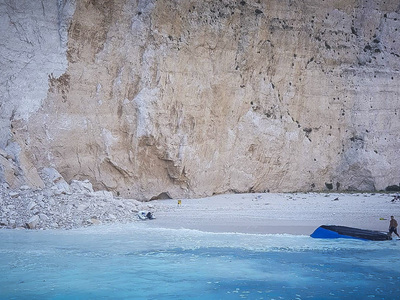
[1,0,399,200]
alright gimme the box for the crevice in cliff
[103,157,134,178]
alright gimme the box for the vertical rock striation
[1,0,399,200]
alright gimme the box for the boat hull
[311,225,391,241]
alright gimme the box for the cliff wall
[1,0,399,200]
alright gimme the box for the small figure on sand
[391,194,400,202]
[138,211,155,220]
[388,216,400,238]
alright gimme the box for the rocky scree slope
[0,169,155,230]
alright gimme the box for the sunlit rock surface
[1,0,399,200]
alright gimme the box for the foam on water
[1,223,399,299]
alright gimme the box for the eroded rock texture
[1,0,399,200]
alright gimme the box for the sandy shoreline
[148,192,400,236]
[1,188,399,235]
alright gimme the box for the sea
[1,223,399,300]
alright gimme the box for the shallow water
[1,223,399,299]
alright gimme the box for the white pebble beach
[149,193,400,236]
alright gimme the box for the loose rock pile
[0,168,155,230]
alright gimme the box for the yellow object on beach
[177,200,182,206]
[379,218,387,220]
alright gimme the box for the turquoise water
[1,223,399,299]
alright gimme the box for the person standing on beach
[389,216,400,238]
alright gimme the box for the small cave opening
[150,192,173,200]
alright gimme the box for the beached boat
[311,225,392,241]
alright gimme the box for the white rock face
[0,0,399,200]
[0,0,75,188]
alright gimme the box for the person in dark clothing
[391,195,400,202]
[389,216,400,238]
